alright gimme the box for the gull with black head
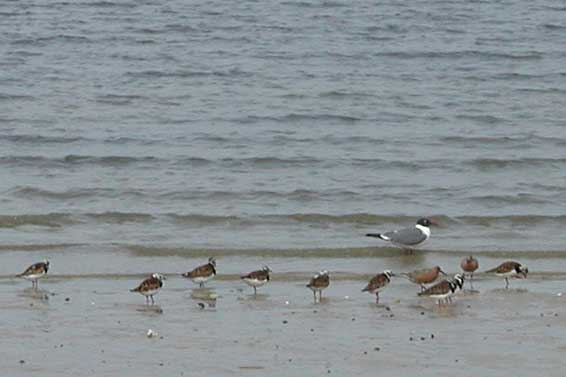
[366,218,438,250]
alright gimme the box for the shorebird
[307,270,330,303]
[362,270,394,304]
[241,266,271,295]
[366,218,438,250]
[130,273,166,305]
[17,260,50,289]
[460,256,479,286]
[401,266,446,291]
[183,257,216,287]
[418,274,465,306]
[485,261,528,289]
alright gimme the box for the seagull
[366,218,437,250]
[485,261,528,289]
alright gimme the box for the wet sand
[1,268,565,377]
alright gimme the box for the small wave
[0,214,76,228]
[85,212,154,223]
[467,157,566,170]
[0,134,85,144]
[0,243,85,251]
[123,244,566,259]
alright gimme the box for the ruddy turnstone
[401,266,446,291]
[366,218,437,250]
[17,260,50,289]
[418,274,464,305]
[307,270,330,303]
[460,256,479,284]
[241,266,271,295]
[485,261,528,289]
[130,273,166,305]
[362,270,394,304]
[183,257,216,287]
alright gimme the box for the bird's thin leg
[375,292,380,304]
[145,296,149,305]
[312,290,317,303]
[253,286,257,295]
[505,277,509,289]
[151,295,155,305]
[199,282,204,288]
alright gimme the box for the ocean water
[1,0,566,262]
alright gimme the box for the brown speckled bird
[183,257,216,287]
[130,273,166,305]
[485,261,528,289]
[362,270,394,304]
[17,260,50,289]
[241,266,271,295]
[307,270,330,303]
[418,274,465,305]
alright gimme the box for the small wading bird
[241,266,271,295]
[366,218,438,250]
[307,270,330,303]
[418,274,465,306]
[460,256,479,286]
[130,273,166,305]
[17,260,50,289]
[183,257,216,288]
[362,270,394,304]
[485,261,528,289]
[401,266,446,291]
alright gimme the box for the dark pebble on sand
[385,306,391,311]
[65,297,70,302]
[420,311,424,315]
[389,314,394,318]
[159,362,164,366]
[282,320,288,324]
[409,337,414,341]
[374,347,380,351]
[197,303,205,309]
[431,334,435,339]
[310,328,314,332]
[364,351,368,355]
[420,337,425,341]
[19,360,25,364]
[352,318,356,321]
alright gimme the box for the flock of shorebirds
[15,218,529,306]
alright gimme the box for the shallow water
[1,274,565,376]
[2,0,566,374]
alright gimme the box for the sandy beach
[2,253,565,377]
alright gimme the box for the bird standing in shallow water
[485,261,528,289]
[418,274,465,306]
[183,257,216,288]
[460,256,479,288]
[401,266,446,291]
[362,270,394,304]
[18,260,50,289]
[366,218,438,251]
[307,270,330,303]
[241,266,271,295]
[130,273,166,305]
